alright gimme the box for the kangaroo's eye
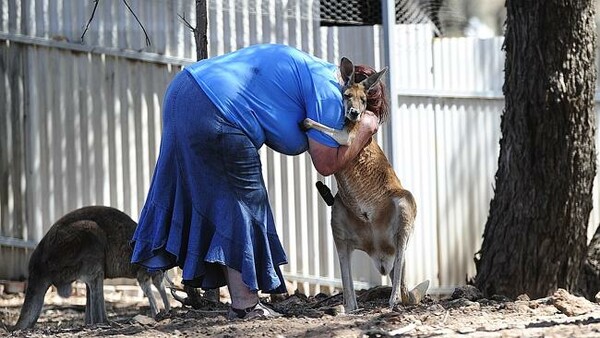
[343,94,352,99]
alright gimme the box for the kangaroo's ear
[361,67,388,91]
[339,57,355,84]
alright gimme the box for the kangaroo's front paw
[300,118,315,132]
[299,121,309,132]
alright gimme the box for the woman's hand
[357,110,379,138]
[354,110,379,147]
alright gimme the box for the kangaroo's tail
[316,181,335,206]
[11,278,51,331]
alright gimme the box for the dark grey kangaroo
[12,206,170,330]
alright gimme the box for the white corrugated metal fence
[3,0,598,297]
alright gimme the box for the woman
[131,44,384,319]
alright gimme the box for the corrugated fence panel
[425,36,506,290]
[1,38,30,279]
[15,0,196,60]
[434,98,502,288]
[396,25,435,91]
[392,25,439,292]
[395,97,440,292]
[0,39,26,240]
[25,45,180,234]
[433,37,504,93]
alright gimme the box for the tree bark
[578,225,600,300]
[195,0,208,61]
[474,0,596,299]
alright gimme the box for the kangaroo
[12,206,170,330]
[303,57,428,312]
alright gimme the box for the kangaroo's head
[339,57,388,123]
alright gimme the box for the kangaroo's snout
[347,107,361,121]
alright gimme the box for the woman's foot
[223,266,281,319]
[227,302,282,320]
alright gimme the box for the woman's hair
[354,64,389,124]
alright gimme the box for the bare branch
[178,12,196,33]
[81,0,151,47]
[179,1,208,60]
[80,0,100,43]
[122,0,152,47]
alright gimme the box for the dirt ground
[2,282,600,338]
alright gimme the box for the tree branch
[122,0,152,47]
[178,12,196,33]
[80,0,100,43]
[80,0,152,47]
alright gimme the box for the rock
[276,293,308,307]
[552,288,594,316]
[314,293,329,301]
[357,285,391,302]
[448,298,481,310]
[432,328,458,336]
[1,281,25,294]
[451,285,483,301]
[321,304,345,316]
[516,294,530,301]
[595,291,600,303]
[427,303,445,312]
[490,294,511,302]
[131,314,156,326]
[388,323,417,335]
[457,326,476,334]
[513,302,533,313]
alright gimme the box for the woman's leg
[224,266,282,320]
[224,266,259,309]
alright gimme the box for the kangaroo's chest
[329,142,405,250]
[334,166,396,222]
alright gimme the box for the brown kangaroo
[12,206,170,330]
[303,57,428,312]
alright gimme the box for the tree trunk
[195,0,208,61]
[578,225,600,300]
[474,0,596,299]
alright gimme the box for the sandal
[227,302,282,320]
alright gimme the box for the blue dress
[131,44,344,293]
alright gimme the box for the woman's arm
[307,111,379,176]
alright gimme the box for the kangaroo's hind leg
[388,194,416,308]
[331,203,359,312]
[152,271,171,312]
[390,259,430,306]
[83,273,108,325]
[137,272,160,317]
[337,243,357,312]
[389,249,408,308]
